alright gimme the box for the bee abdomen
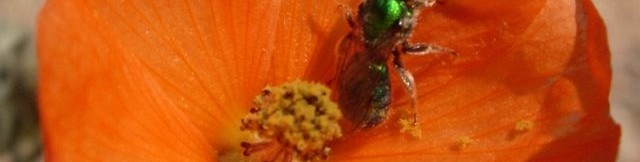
[364,63,391,127]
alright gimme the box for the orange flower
[37,0,620,161]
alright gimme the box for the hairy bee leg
[425,0,437,7]
[407,0,436,8]
[338,4,355,28]
[392,49,418,125]
[402,42,457,56]
[420,0,437,7]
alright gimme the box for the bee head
[360,0,411,40]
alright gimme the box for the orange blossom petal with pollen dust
[37,0,619,161]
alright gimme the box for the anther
[240,80,342,161]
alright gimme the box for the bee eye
[363,0,410,39]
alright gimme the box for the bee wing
[336,49,390,127]
[336,33,358,74]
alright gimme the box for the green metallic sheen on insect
[362,0,410,40]
[336,0,454,128]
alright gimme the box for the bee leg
[392,49,418,125]
[408,0,437,8]
[421,0,437,7]
[402,42,457,56]
[425,0,437,7]
[338,4,355,28]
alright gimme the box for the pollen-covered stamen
[240,80,342,161]
[241,141,275,156]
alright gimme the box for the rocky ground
[0,0,637,161]
[0,1,42,161]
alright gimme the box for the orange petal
[39,0,619,161]
[38,0,352,160]
[330,0,619,161]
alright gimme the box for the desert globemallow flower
[37,0,620,161]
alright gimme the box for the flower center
[240,80,342,161]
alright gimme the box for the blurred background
[0,0,637,161]
[0,0,42,161]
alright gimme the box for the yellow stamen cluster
[241,80,342,161]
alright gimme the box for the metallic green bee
[336,0,454,128]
